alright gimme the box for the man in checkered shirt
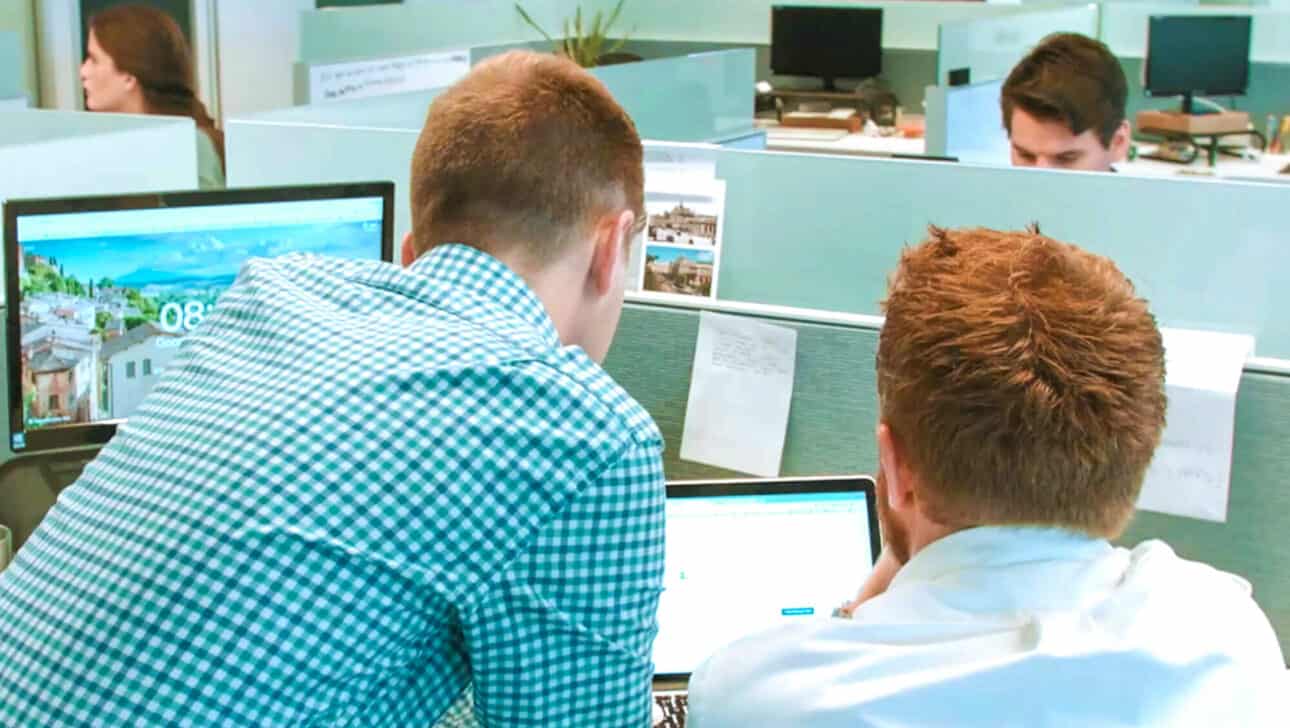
[0,51,664,726]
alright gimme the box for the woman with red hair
[80,4,225,188]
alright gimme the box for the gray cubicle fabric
[604,304,878,481]
[603,302,1290,661]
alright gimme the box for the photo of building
[647,200,721,248]
[643,245,716,298]
[100,323,184,420]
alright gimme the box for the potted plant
[515,0,641,68]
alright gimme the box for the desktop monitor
[770,6,883,91]
[1145,15,1252,113]
[4,182,394,453]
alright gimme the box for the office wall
[214,0,315,119]
[617,0,1013,49]
[936,4,1100,85]
[604,298,1290,658]
[297,0,579,63]
[0,29,22,101]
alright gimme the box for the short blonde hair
[410,51,644,260]
[877,227,1166,538]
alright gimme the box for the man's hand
[835,547,901,618]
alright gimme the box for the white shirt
[688,526,1287,727]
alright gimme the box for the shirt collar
[407,243,561,351]
[891,525,1114,587]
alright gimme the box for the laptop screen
[5,183,393,453]
[654,477,880,678]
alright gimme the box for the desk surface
[1119,146,1290,183]
[763,123,1290,182]
[762,124,927,158]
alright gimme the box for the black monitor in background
[4,182,394,454]
[770,5,883,92]
[1145,15,1252,114]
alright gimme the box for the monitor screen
[5,182,393,453]
[653,485,877,677]
[770,6,883,89]
[1145,15,1252,99]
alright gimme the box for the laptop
[651,475,881,726]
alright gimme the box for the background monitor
[1145,15,1252,113]
[770,5,883,91]
[4,182,393,453]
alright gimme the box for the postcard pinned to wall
[634,180,726,300]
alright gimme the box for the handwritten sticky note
[680,311,797,476]
[1136,328,1254,522]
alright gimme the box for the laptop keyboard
[653,691,689,727]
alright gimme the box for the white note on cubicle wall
[1136,328,1254,523]
[308,50,470,104]
[680,311,797,477]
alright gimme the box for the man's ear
[1110,120,1132,163]
[876,422,914,514]
[589,210,635,295]
[400,232,416,267]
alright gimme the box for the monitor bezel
[4,181,395,454]
[656,474,881,682]
[1144,15,1253,99]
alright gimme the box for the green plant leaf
[604,35,628,57]
[603,0,627,35]
[515,3,556,45]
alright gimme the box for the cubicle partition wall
[227,49,758,244]
[285,47,755,141]
[594,49,757,143]
[924,80,1009,164]
[604,295,1290,659]
[225,120,419,245]
[936,4,1101,86]
[706,148,1290,360]
[0,110,201,204]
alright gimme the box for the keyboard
[653,691,689,727]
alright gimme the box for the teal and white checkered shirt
[0,243,666,726]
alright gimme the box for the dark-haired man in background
[1002,33,1130,171]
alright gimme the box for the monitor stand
[1137,94,1250,136]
